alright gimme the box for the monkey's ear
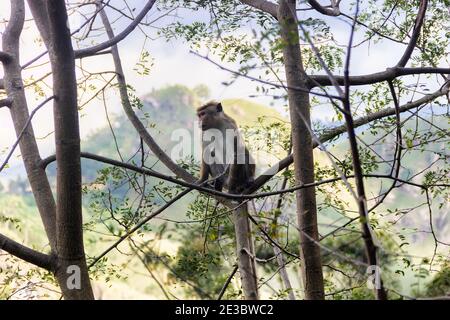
[216,103,223,112]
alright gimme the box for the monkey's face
[197,106,220,131]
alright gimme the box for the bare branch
[307,0,340,16]
[3,0,57,249]
[298,19,344,97]
[309,67,450,88]
[270,148,295,300]
[240,0,278,19]
[74,0,156,59]
[41,152,234,198]
[340,11,410,47]
[341,0,387,300]
[0,96,54,173]
[0,233,54,271]
[129,242,172,300]
[397,0,428,67]
[217,265,238,300]
[368,80,403,213]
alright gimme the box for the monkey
[196,101,255,194]
[197,101,257,283]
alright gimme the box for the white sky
[0,1,446,179]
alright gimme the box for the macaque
[197,101,255,193]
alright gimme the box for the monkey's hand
[245,177,255,189]
[195,179,215,189]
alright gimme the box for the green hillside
[221,98,285,126]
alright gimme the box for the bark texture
[2,0,57,251]
[45,0,94,299]
[278,0,325,299]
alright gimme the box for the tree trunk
[277,0,325,299]
[233,204,258,299]
[44,0,94,299]
[2,0,57,251]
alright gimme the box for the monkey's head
[196,101,224,131]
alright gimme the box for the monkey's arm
[246,150,256,182]
[228,139,255,193]
[197,160,210,184]
[227,136,241,194]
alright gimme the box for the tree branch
[0,51,13,64]
[0,97,13,108]
[0,96,54,173]
[397,0,428,67]
[41,152,235,198]
[278,0,325,299]
[308,67,450,88]
[341,0,386,299]
[74,0,156,59]
[340,10,409,47]
[240,0,278,19]
[44,0,94,299]
[217,265,238,300]
[26,0,52,48]
[307,0,340,16]
[3,0,57,250]
[0,233,54,271]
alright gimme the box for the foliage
[424,264,450,297]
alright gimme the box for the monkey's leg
[197,159,210,185]
[228,136,241,194]
[227,164,240,194]
[243,149,255,188]
[213,176,224,191]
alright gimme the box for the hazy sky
[0,1,445,179]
